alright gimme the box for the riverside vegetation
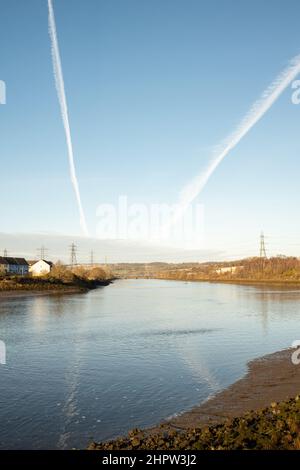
[89,395,300,450]
[0,264,111,293]
[111,256,300,284]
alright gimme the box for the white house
[29,260,53,276]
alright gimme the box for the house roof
[27,260,38,266]
[0,257,29,266]
[31,259,53,267]
[43,260,53,267]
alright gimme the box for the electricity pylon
[69,243,78,266]
[259,232,267,258]
[37,245,47,260]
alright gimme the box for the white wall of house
[29,260,52,276]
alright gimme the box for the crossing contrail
[171,54,300,227]
[48,0,89,236]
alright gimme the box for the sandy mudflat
[89,348,300,449]
[162,348,300,431]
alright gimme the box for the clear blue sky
[1,0,300,261]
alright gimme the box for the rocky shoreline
[0,287,88,299]
[0,279,112,300]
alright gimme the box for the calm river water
[0,279,299,449]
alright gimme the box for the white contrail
[172,54,300,226]
[48,0,89,236]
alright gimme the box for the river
[0,279,299,449]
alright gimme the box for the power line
[90,250,94,266]
[3,249,7,257]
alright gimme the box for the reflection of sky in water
[0,280,300,449]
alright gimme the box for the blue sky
[1,0,300,261]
